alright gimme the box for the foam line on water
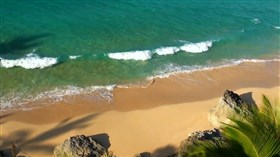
[274,26,280,29]
[108,50,152,61]
[0,53,58,69]
[148,58,279,80]
[107,40,214,61]
[69,55,82,59]
[179,41,212,53]
[0,85,116,111]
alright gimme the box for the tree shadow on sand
[139,145,177,157]
[0,33,52,57]
[0,113,99,156]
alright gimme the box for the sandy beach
[1,60,279,157]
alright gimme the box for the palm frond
[182,140,247,157]
[222,124,259,157]
[222,95,280,157]
[260,95,276,128]
[181,95,280,157]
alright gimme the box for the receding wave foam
[0,53,58,69]
[149,58,279,79]
[0,85,115,111]
[108,40,213,61]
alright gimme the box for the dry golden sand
[0,61,279,156]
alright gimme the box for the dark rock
[178,129,223,157]
[222,90,253,112]
[208,90,255,127]
[186,128,222,142]
[53,135,107,157]
[223,90,244,106]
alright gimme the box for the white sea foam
[69,55,81,59]
[148,63,205,80]
[154,47,180,55]
[251,18,261,24]
[108,41,214,61]
[149,58,278,80]
[180,41,213,53]
[0,53,58,69]
[0,85,116,111]
[108,50,152,61]
[274,26,280,29]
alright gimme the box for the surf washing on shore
[1,1,280,111]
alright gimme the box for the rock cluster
[53,135,107,157]
[208,90,254,127]
[185,128,222,142]
[178,90,255,156]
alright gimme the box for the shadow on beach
[89,133,111,150]
[0,113,99,156]
[140,145,177,157]
[240,92,257,107]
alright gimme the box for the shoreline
[1,60,279,156]
[1,57,279,112]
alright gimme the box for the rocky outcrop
[185,128,222,143]
[178,129,223,157]
[53,135,107,157]
[208,90,255,127]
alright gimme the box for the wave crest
[108,40,214,61]
[69,55,81,59]
[180,41,212,53]
[108,50,152,61]
[155,46,180,55]
[0,53,58,69]
[274,26,280,29]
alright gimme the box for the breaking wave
[0,53,58,69]
[0,40,215,68]
[154,46,180,56]
[180,41,212,53]
[274,26,280,29]
[108,40,214,61]
[69,55,81,59]
[108,50,152,61]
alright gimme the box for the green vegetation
[183,95,280,157]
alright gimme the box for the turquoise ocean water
[1,0,280,110]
